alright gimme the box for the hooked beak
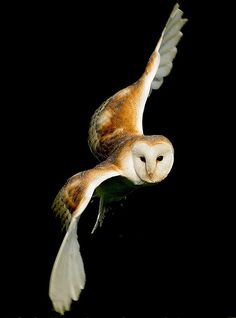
[146,162,156,182]
[147,172,155,181]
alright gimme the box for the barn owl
[49,3,187,315]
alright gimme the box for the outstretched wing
[88,3,187,161]
[49,163,120,315]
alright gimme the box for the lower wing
[49,163,120,314]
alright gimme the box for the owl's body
[53,134,173,233]
[49,3,187,315]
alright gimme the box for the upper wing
[49,163,120,315]
[88,3,187,161]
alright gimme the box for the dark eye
[140,156,146,163]
[157,155,163,161]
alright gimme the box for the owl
[49,3,187,315]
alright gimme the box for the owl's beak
[148,172,155,182]
[147,174,152,182]
[146,163,156,182]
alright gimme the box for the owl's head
[129,135,174,184]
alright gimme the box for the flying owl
[49,3,187,315]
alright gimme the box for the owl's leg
[91,196,108,234]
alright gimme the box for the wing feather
[49,164,120,314]
[159,31,183,55]
[156,62,173,78]
[160,48,177,65]
[150,3,188,92]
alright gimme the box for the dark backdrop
[2,1,235,317]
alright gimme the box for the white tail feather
[49,218,85,315]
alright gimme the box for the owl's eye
[140,156,146,163]
[157,155,163,161]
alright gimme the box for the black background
[2,1,235,317]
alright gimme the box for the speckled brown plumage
[88,80,144,161]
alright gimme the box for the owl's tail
[49,218,85,315]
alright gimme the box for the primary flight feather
[49,3,187,314]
